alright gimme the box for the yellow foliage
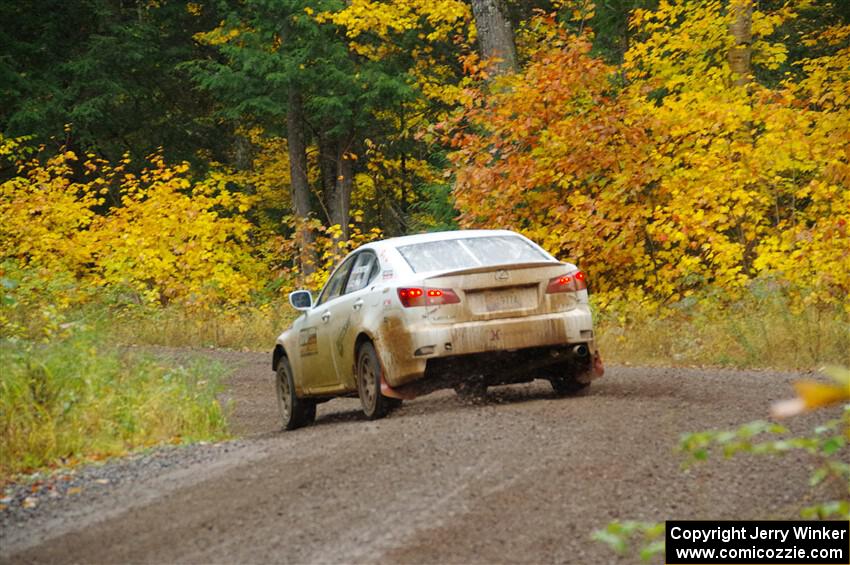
[0,141,265,309]
[90,153,261,307]
[623,12,850,309]
[318,0,472,106]
[283,215,384,292]
[449,10,850,311]
[772,366,850,418]
[320,0,470,47]
[215,129,293,266]
[0,138,101,274]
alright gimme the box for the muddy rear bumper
[380,343,602,399]
[379,308,597,387]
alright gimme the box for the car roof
[339,229,561,279]
[362,229,524,251]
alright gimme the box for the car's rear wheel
[549,374,590,396]
[276,357,316,430]
[356,342,395,420]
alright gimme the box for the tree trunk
[728,0,753,87]
[319,135,353,243]
[470,0,518,75]
[232,133,255,171]
[286,91,317,277]
[331,138,353,241]
[318,135,337,225]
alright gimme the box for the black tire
[275,357,316,430]
[549,375,590,396]
[356,342,394,420]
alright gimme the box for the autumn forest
[1,0,848,364]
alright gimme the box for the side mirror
[289,290,313,311]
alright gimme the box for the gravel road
[1,350,838,564]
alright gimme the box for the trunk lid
[423,262,576,324]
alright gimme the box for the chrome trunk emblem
[495,270,509,281]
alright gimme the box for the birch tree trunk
[470,0,518,75]
[728,0,753,86]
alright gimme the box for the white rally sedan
[272,229,604,429]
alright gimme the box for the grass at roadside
[596,291,850,369]
[0,328,230,483]
[109,304,297,351]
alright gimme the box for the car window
[316,254,357,306]
[396,236,550,273]
[344,251,379,294]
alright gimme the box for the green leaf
[809,466,828,486]
[640,540,666,561]
[591,529,628,554]
[821,436,845,456]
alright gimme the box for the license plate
[485,291,521,312]
[472,288,537,314]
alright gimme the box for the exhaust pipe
[572,344,590,358]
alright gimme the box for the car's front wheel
[356,342,396,420]
[276,357,316,430]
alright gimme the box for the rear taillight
[545,270,588,294]
[398,287,461,307]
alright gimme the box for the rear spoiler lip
[424,261,569,280]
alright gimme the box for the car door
[327,250,381,390]
[298,254,356,392]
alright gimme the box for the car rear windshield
[396,235,551,273]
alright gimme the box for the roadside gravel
[1,441,254,533]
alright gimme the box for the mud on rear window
[397,236,550,273]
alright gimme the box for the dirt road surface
[1,350,833,564]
